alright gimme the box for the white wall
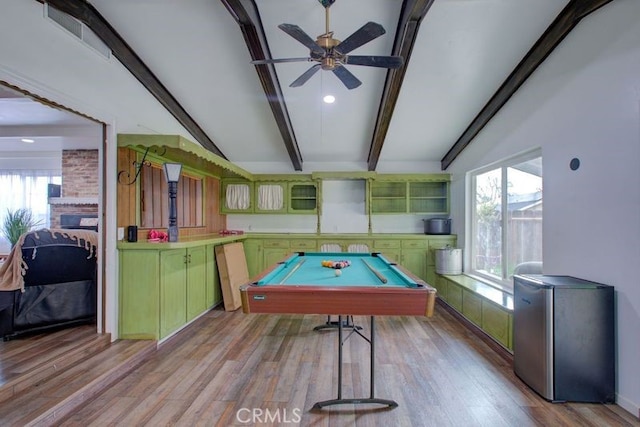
[447,1,640,416]
[0,0,196,339]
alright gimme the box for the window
[0,170,61,252]
[469,151,542,289]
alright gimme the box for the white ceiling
[0,0,570,172]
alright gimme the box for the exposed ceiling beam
[40,0,227,159]
[221,0,303,171]
[367,0,436,171]
[440,0,616,170]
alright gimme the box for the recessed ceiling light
[323,95,335,104]
[21,138,35,143]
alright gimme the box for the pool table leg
[311,316,398,410]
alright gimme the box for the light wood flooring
[1,304,638,426]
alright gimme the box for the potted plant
[2,208,42,248]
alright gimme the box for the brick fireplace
[49,149,99,228]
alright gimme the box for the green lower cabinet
[434,275,448,301]
[160,249,188,339]
[119,250,160,339]
[186,246,207,321]
[263,247,290,268]
[446,280,463,312]
[401,249,427,281]
[462,290,482,326]
[205,244,222,307]
[243,239,263,279]
[482,302,512,350]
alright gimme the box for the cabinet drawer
[289,239,316,250]
[263,239,290,249]
[373,240,400,249]
[462,290,482,326]
[401,240,428,249]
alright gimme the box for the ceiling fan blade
[334,22,386,55]
[251,57,312,65]
[290,64,322,87]
[332,66,362,90]
[278,24,326,57]
[343,55,404,69]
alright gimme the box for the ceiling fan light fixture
[323,95,336,104]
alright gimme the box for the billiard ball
[335,269,342,277]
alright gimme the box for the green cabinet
[482,302,512,349]
[205,244,221,308]
[373,240,401,263]
[288,182,318,214]
[119,243,216,341]
[119,250,160,339]
[221,180,253,213]
[263,239,291,267]
[186,246,207,322]
[401,240,428,281]
[160,249,187,338]
[243,239,263,279]
[255,183,287,213]
[436,274,514,351]
[368,176,450,215]
[221,180,318,215]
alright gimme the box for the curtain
[257,184,284,211]
[0,170,61,252]
[225,184,250,210]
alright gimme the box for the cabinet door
[206,244,222,307]
[160,249,187,339]
[187,246,207,321]
[482,302,512,350]
[243,239,263,279]
[221,181,253,213]
[401,249,427,281]
[434,275,448,301]
[462,290,482,326]
[255,183,287,213]
[263,248,290,269]
[447,280,463,312]
[119,250,160,339]
[373,240,401,263]
[288,182,318,214]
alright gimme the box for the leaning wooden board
[215,242,249,311]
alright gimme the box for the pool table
[240,252,436,316]
[239,252,437,410]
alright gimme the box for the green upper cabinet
[368,175,450,215]
[221,177,318,215]
[221,180,254,213]
[288,182,318,214]
[255,182,287,214]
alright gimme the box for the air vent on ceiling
[45,4,111,59]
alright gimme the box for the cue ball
[335,270,342,277]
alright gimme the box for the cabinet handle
[183,255,188,264]
[188,254,192,263]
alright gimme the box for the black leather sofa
[0,229,97,340]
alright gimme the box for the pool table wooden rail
[240,284,436,316]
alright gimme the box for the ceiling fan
[252,0,403,90]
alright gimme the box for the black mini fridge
[513,275,615,403]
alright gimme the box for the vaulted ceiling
[2,0,616,173]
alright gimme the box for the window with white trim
[468,151,543,289]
